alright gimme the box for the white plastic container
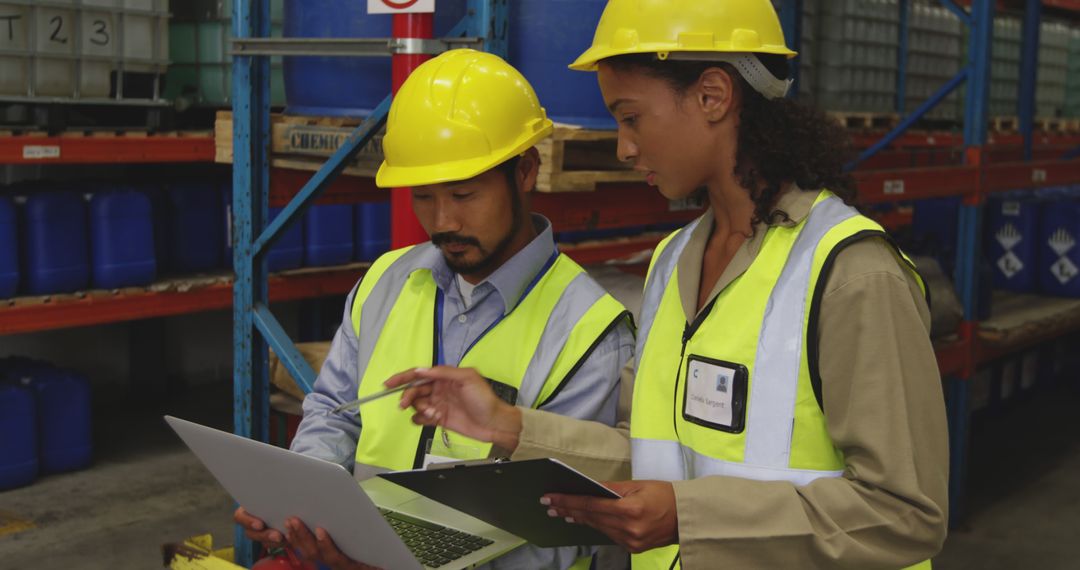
[1037,21,1069,119]
[0,0,168,100]
[906,3,963,122]
[815,0,900,113]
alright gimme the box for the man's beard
[430,188,525,278]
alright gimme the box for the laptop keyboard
[379,508,495,568]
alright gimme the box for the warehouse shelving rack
[779,0,1080,525]
[0,128,378,334]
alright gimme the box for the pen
[331,378,433,413]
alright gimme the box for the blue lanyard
[435,251,560,366]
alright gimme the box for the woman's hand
[542,480,679,553]
[388,366,523,452]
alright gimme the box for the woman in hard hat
[391,1,948,568]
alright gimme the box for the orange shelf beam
[0,133,215,165]
[0,267,364,336]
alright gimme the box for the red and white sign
[368,0,435,14]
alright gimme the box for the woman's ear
[697,67,737,123]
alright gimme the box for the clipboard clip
[424,457,508,471]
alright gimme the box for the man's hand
[541,480,679,554]
[388,366,523,452]
[234,507,286,550]
[285,517,382,570]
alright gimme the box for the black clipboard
[378,458,620,547]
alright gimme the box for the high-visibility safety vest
[349,243,630,473]
[630,192,931,570]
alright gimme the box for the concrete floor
[0,383,237,569]
[2,377,1078,569]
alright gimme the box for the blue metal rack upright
[229,1,506,564]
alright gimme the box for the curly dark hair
[603,53,856,226]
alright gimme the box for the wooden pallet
[827,111,900,130]
[535,124,644,192]
[990,116,1019,132]
[1036,117,1076,134]
[215,113,643,192]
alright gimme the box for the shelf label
[1032,169,1048,183]
[883,179,905,195]
[22,145,60,160]
[282,125,383,161]
[368,0,434,14]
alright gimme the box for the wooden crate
[215,112,645,192]
[214,111,382,177]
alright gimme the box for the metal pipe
[390,12,434,249]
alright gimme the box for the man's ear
[517,146,541,194]
[697,66,737,123]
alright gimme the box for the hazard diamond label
[1051,257,1078,285]
[1048,228,1077,258]
[997,251,1024,279]
[995,223,1023,251]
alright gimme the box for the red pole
[390,12,434,248]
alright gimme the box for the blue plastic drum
[354,201,390,262]
[0,382,37,490]
[304,204,354,266]
[509,0,614,128]
[32,368,93,474]
[90,189,157,289]
[985,192,1039,293]
[283,0,466,116]
[22,192,90,295]
[0,196,18,298]
[169,183,225,273]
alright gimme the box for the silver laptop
[165,415,524,569]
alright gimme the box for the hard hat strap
[662,52,793,100]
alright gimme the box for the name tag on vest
[683,355,748,433]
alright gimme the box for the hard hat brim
[375,120,555,189]
[569,45,799,72]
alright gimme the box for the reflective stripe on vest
[629,192,930,570]
[349,244,629,474]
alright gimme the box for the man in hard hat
[234,48,634,570]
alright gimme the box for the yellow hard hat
[569,0,797,72]
[376,49,554,189]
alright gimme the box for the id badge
[682,355,748,433]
